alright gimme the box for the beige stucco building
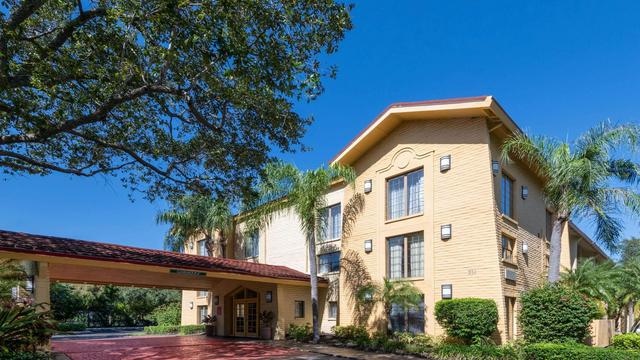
[180,96,610,343]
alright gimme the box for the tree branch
[0,149,133,176]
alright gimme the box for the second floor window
[387,232,424,279]
[318,251,341,273]
[387,169,424,220]
[501,174,514,218]
[244,232,259,259]
[319,204,341,241]
[197,240,207,256]
[502,236,515,262]
[197,290,208,298]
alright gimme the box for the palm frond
[501,134,554,179]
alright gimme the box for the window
[387,232,424,279]
[318,252,341,274]
[197,290,208,298]
[545,210,553,241]
[501,236,515,262]
[294,301,305,318]
[319,204,341,241]
[387,168,424,220]
[197,305,208,324]
[328,301,338,320]
[390,295,425,334]
[501,174,514,218]
[505,297,516,340]
[244,232,259,259]
[197,240,207,256]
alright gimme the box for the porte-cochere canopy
[0,229,323,289]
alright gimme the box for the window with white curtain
[319,203,341,241]
[197,240,207,256]
[387,168,424,220]
[244,232,259,259]
[387,232,424,279]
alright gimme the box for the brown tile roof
[0,229,320,283]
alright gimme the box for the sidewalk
[275,340,427,360]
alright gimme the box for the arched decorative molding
[377,147,433,174]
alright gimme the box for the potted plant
[260,310,274,339]
[203,315,217,337]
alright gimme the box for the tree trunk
[385,304,392,335]
[548,215,567,283]
[308,229,320,343]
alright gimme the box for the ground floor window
[390,295,425,334]
[197,305,208,324]
[505,297,516,340]
[295,300,305,318]
[328,301,338,320]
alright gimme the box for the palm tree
[560,258,616,305]
[245,161,357,342]
[0,259,26,302]
[356,278,423,334]
[157,195,233,257]
[502,122,640,282]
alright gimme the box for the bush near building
[143,324,204,335]
[434,298,499,344]
[522,342,640,360]
[148,303,181,326]
[612,333,640,350]
[519,284,600,343]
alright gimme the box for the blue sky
[1,1,639,252]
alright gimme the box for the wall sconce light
[189,301,194,310]
[266,291,273,303]
[441,284,453,299]
[364,239,373,253]
[492,160,500,176]
[189,241,194,249]
[521,186,529,199]
[25,276,34,294]
[363,290,373,302]
[364,179,372,194]
[440,155,451,172]
[522,242,529,255]
[213,295,219,305]
[441,224,452,240]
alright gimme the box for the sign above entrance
[169,269,207,276]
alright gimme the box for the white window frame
[319,203,342,242]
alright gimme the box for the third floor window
[319,203,341,241]
[501,174,514,218]
[387,168,424,220]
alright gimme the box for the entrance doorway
[232,287,259,337]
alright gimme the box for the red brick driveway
[52,335,320,360]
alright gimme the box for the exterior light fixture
[441,224,452,240]
[25,276,34,294]
[189,241,194,250]
[522,242,529,254]
[363,290,373,301]
[213,295,220,305]
[364,179,372,194]
[266,291,273,303]
[441,284,453,299]
[521,185,529,199]
[364,239,373,253]
[492,160,500,176]
[189,301,194,310]
[440,155,451,172]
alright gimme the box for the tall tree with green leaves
[0,0,353,200]
[157,195,232,256]
[245,162,356,342]
[356,278,423,334]
[502,122,640,282]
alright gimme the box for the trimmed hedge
[143,325,204,335]
[522,342,640,360]
[434,298,498,343]
[519,285,600,343]
[432,343,518,360]
[612,333,640,350]
[0,353,52,360]
[55,322,86,332]
[149,302,181,326]
[333,325,369,343]
[287,323,312,342]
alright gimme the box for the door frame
[232,287,260,337]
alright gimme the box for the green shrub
[519,284,600,343]
[149,303,181,326]
[143,325,204,335]
[55,322,86,332]
[287,323,312,342]
[612,333,640,350]
[522,342,640,360]
[333,325,369,343]
[431,343,518,360]
[0,304,56,352]
[434,298,498,343]
[0,352,52,360]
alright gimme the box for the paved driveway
[52,335,338,360]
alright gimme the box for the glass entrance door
[232,288,259,337]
